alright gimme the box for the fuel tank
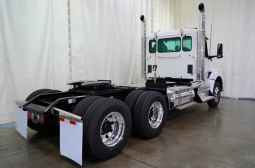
[167,86,195,110]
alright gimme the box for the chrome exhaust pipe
[140,15,146,80]
[197,3,206,81]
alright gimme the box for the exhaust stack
[140,15,146,80]
[197,3,206,81]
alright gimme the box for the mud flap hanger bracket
[15,101,27,107]
[52,107,83,123]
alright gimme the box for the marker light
[70,120,76,125]
[40,116,44,122]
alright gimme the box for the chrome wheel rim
[100,112,125,147]
[148,101,164,128]
[214,87,221,102]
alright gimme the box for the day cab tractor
[15,3,223,165]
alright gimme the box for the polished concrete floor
[0,98,255,168]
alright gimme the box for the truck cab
[145,28,223,95]
[146,29,198,80]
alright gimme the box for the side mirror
[217,43,223,58]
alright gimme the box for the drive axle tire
[207,82,221,108]
[25,89,62,134]
[72,96,102,117]
[83,98,131,160]
[25,89,51,101]
[25,89,62,101]
[124,90,145,134]
[133,91,167,139]
[124,90,145,116]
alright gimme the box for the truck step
[201,96,214,102]
[176,102,197,110]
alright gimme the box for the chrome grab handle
[52,107,83,123]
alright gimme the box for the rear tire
[25,89,51,101]
[124,90,145,116]
[25,89,62,134]
[207,82,221,107]
[83,98,131,160]
[124,90,145,134]
[72,96,102,117]
[133,91,167,139]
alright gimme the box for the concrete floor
[0,98,255,168]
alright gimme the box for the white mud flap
[54,108,83,166]
[15,101,28,139]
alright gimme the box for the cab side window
[182,36,192,51]
[149,40,156,53]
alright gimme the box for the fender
[204,67,224,93]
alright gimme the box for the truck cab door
[146,32,197,80]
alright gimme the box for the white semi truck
[15,3,223,165]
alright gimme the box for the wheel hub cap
[102,121,113,133]
[214,87,221,102]
[148,101,164,128]
[100,112,125,147]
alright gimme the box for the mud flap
[59,117,83,166]
[15,102,28,139]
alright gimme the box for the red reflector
[27,112,31,118]
[70,120,76,125]
[19,105,22,109]
[59,117,64,122]
[40,116,44,122]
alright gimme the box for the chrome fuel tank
[167,86,195,110]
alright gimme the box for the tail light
[27,111,31,118]
[27,112,44,123]
[40,116,44,122]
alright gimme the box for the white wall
[0,0,254,124]
[70,0,144,85]
[0,0,69,124]
[0,0,145,124]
